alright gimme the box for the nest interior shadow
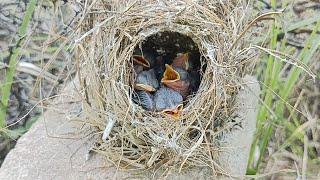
[131,31,205,115]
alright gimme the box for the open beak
[161,64,180,84]
[135,83,156,92]
[133,55,150,68]
[162,104,183,120]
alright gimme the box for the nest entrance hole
[131,31,205,112]
[141,31,201,68]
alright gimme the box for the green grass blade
[248,17,320,174]
[0,0,37,128]
[247,0,280,171]
[250,0,281,170]
[254,37,288,172]
[280,23,320,99]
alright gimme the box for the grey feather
[154,87,183,111]
[133,91,154,111]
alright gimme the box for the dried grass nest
[76,0,256,174]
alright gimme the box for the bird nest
[76,0,255,175]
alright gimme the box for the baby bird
[154,87,184,119]
[171,53,201,94]
[161,64,190,99]
[132,56,148,75]
[133,49,156,68]
[135,69,159,92]
[132,90,154,111]
[171,53,189,71]
[131,56,148,87]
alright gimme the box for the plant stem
[0,0,37,128]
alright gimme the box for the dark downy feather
[132,91,154,111]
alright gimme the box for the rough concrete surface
[0,76,260,180]
[218,75,260,177]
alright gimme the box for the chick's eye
[164,111,174,115]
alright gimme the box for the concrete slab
[0,76,260,179]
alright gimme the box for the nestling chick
[132,90,154,111]
[154,87,184,119]
[135,69,159,92]
[161,64,190,99]
[130,56,147,87]
[171,53,189,71]
[133,49,156,68]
